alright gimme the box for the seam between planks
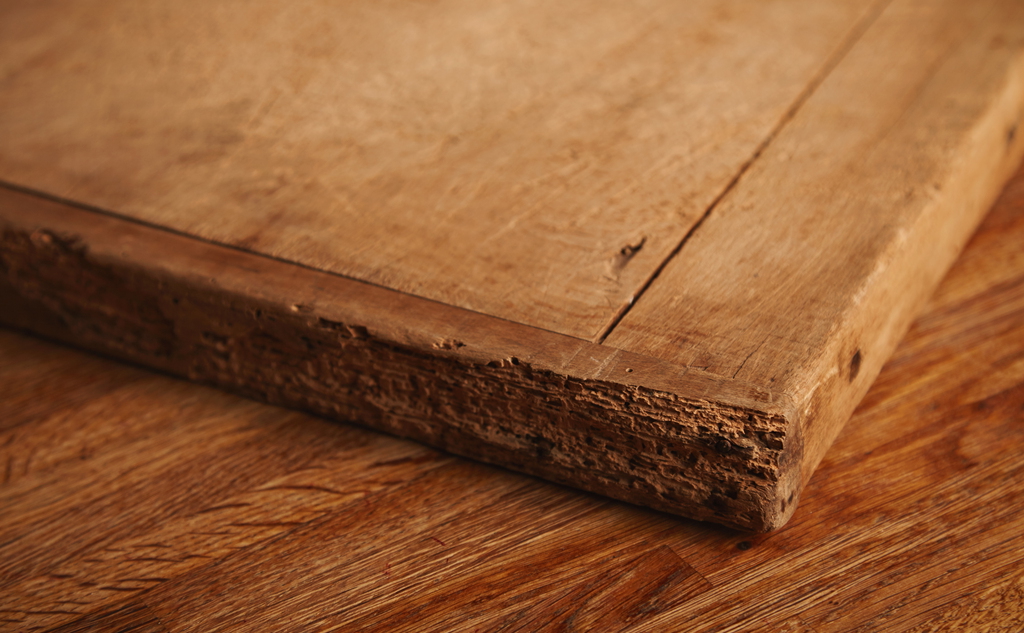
[590,0,895,346]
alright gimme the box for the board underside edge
[0,189,802,531]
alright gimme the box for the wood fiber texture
[1,160,1024,633]
[0,0,878,339]
[1,0,1024,530]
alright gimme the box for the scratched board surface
[0,0,875,340]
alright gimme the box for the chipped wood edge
[0,186,801,532]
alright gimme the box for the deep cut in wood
[1,0,1023,530]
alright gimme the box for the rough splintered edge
[0,193,802,531]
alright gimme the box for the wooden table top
[2,162,1024,631]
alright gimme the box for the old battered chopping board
[1,0,1023,530]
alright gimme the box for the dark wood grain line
[45,601,168,633]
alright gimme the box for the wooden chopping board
[1,0,1023,530]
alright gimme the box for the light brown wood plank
[606,0,1024,488]
[0,0,877,339]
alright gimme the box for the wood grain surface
[2,0,1023,532]
[2,158,1024,632]
[0,0,879,338]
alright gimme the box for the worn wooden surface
[0,0,881,338]
[2,158,1024,632]
[2,0,1024,531]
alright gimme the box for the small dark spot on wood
[714,439,733,454]
[527,433,553,460]
[736,541,752,551]
[201,331,229,347]
[757,431,784,450]
[605,236,647,280]
[346,324,369,339]
[849,349,862,382]
[625,367,633,373]
[1008,124,1018,147]
[706,493,729,511]
[619,237,645,257]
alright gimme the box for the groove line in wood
[593,0,894,345]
